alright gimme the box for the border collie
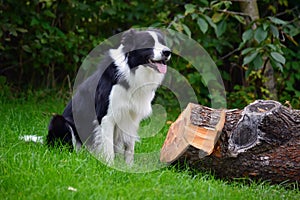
[46,29,171,165]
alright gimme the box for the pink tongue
[156,63,167,74]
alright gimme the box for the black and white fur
[46,29,171,165]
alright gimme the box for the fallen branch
[160,100,300,183]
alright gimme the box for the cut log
[160,100,300,183]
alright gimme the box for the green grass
[0,93,299,200]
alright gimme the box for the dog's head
[120,29,171,74]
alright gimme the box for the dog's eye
[136,37,155,48]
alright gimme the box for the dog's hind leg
[47,115,74,150]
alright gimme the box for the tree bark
[160,100,300,184]
[239,0,260,26]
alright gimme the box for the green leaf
[254,27,268,43]
[212,12,224,23]
[22,45,32,53]
[199,0,209,6]
[245,66,254,78]
[292,61,300,70]
[270,24,279,38]
[262,22,269,31]
[270,59,283,72]
[184,4,196,15]
[270,52,286,64]
[182,24,191,37]
[238,41,246,50]
[284,24,300,37]
[242,29,253,43]
[191,13,198,20]
[197,17,208,33]
[266,44,277,51]
[243,51,258,65]
[16,28,28,33]
[268,17,287,25]
[268,5,277,14]
[210,0,221,9]
[223,1,232,9]
[73,55,79,63]
[10,29,18,37]
[203,15,217,30]
[295,90,300,98]
[30,18,39,26]
[43,10,56,18]
[232,15,246,25]
[252,54,263,70]
[241,47,254,55]
[216,20,227,38]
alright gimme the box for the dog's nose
[162,50,171,58]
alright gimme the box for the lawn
[0,92,299,200]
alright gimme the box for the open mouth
[148,59,167,74]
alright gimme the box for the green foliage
[0,0,177,88]
[1,0,300,109]
[168,0,300,108]
[227,70,271,109]
[1,0,97,87]
[277,47,300,107]
[239,16,293,75]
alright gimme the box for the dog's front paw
[104,154,115,166]
[92,143,115,166]
[125,151,134,166]
[101,145,115,166]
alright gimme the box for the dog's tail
[19,135,44,144]
[19,115,82,151]
[19,115,72,146]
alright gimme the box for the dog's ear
[148,28,163,35]
[148,28,166,43]
[121,29,136,53]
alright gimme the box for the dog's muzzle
[148,49,171,74]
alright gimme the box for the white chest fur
[110,65,164,127]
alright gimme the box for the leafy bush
[169,0,300,108]
[1,0,300,109]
